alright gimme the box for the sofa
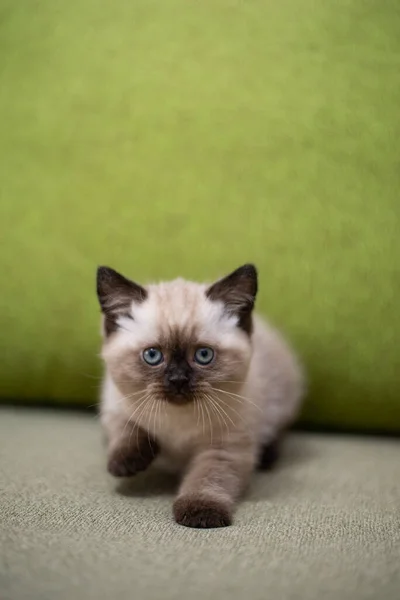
[1,1,399,598]
[2,408,400,600]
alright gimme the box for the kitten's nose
[167,372,189,394]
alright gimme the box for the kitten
[97,264,305,528]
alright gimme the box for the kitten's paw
[107,446,156,477]
[173,497,232,529]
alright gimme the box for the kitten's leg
[173,442,256,528]
[102,410,159,477]
[257,438,280,471]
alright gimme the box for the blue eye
[194,347,214,365]
[143,348,164,366]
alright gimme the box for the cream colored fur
[99,275,305,527]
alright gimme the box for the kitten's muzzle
[165,371,190,395]
[164,353,194,403]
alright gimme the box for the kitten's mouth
[163,392,193,406]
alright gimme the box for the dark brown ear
[96,266,147,335]
[206,264,258,334]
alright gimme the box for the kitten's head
[96,265,258,406]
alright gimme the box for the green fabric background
[0,0,399,431]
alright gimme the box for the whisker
[205,394,223,426]
[211,387,263,413]
[203,401,213,446]
[156,402,165,440]
[81,373,103,381]
[133,395,154,452]
[205,395,230,441]
[125,394,152,423]
[153,396,161,451]
[117,388,148,402]
[90,410,101,422]
[211,393,249,427]
[162,395,168,425]
[103,388,150,411]
[82,373,144,386]
[211,387,254,401]
[123,394,152,447]
[147,396,157,456]
[207,395,235,429]
[206,397,226,442]
[215,380,249,385]
[197,394,206,437]
[194,395,201,427]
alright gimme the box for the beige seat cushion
[1,407,399,600]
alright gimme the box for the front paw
[107,446,156,477]
[173,496,232,529]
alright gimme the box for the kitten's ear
[206,264,258,334]
[96,266,147,334]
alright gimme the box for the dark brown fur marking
[206,264,258,335]
[257,439,280,471]
[103,313,134,336]
[96,266,148,336]
[107,434,159,477]
[173,496,232,528]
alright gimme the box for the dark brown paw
[173,497,232,529]
[107,446,157,477]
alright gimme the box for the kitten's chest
[144,403,204,457]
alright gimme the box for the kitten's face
[97,265,258,406]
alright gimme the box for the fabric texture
[1,408,399,600]
[1,1,400,430]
